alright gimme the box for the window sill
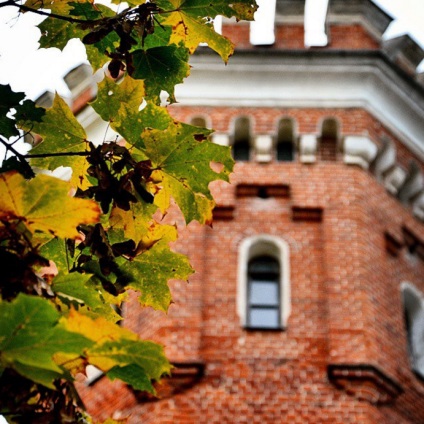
[243,326,286,332]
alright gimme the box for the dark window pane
[249,256,279,274]
[277,141,293,161]
[249,308,280,329]
[233,141,250,161]
[249,281,279,306]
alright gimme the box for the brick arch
[317,116,341,161]
[231,116,254,161]
[276,117,297,161]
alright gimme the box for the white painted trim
[237,235,291,328]
[305,0,329,47]
[250,0,276,46]
[173,54,424,160]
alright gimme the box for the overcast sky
[1,0,424,100]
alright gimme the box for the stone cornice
[176,49,424,159]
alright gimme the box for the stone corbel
[383,165,407,195]
[254,134,273,163]
[212,133,230,146]
[343,136,378,169]
[299,134,317,163]
[328,364,403,405]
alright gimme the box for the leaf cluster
[0,0,257,422]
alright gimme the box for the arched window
[318,118,339,161]
[238,235,290,329]
[276,118,295,162]
[402,283,424,379]
[232,117,251,161]
[190,116,207,128]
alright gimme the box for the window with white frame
[402,283,424,379]
[238,235,290,329]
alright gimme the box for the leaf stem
[25,151,89,158]
[0,135,35,177]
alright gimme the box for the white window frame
[238,235,290,329]
[401,282,424,379]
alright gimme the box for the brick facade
[76,1,424,422]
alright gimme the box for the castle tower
[76,1,424,422]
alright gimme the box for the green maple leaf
[131,45,190,104]
[118,224,193,311]
[91,75,145,123]
[39,237,69,272]
[69,1,104,20]
[38,17,86,50]
[0,85,44,139]
[157,0,257,19]
[0,84,25,138]
[138,23,172,50]
[0,171,100,239]
[88,339,171,390]
[64,310,172,390]
[24,0,75,13]
[22,94,90,188]
[157,0,257,61]
[91,76,173,148]
[143,122,233,224]
[52,272,122,322]
[0,294,93,388]
[108,200,159,245]
[37,4,116,69]
[107,364,155,393]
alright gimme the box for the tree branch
[0,135,35,177]
[0,0,99,24]
[25,151,89,158]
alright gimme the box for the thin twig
[25,151,89,158]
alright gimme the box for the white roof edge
[172,54,424,159]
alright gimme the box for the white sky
[0,0,424,100]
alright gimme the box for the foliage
[0,0,257,422]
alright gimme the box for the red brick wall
[169,105,424,172]
[78,161,424,423]
[77,15,424,424]
[222,24,379,51]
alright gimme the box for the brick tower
[74,1,424,422]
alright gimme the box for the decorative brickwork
[73,1,424,422]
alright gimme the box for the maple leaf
[108,200,159,245]
[63,309,171,390]
[0,84,44,139]
[91,75,145,124]
[0,84,26,138]
[130,45,190,104]
[91,76,173,148]
[52,272,122,322]
[21,94,90,188]
[0,294,93,388]
[117,223,193,311]
[157,0,258,61]
[0,171,100,239]
[143,121,234,224]
[38,17,87,50]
